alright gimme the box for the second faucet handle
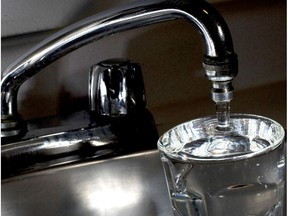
[89,58,146,118]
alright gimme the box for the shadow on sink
[2,150,173,216]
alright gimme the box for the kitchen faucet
[1,0,238,177]
[1,0,237,139]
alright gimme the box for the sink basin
[2,150,173,216]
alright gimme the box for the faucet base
[2,109,159,179]
[1,114,27,141]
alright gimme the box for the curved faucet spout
[1,0,238,138]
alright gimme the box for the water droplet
[257,176,262,185]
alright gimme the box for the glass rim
[157,113,285,163]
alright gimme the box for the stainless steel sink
[2,150,173,216]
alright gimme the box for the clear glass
[158,114,285,216]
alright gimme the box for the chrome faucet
[1,0,237,139]
[2,56,158,178]
[1,0,238,177]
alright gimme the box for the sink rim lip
[1,149,160,183]
[157,113,285,163]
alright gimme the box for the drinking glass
[158,114,285,216]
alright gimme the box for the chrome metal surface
[2,109,159,178]
[211,80,234,102]
[2,150,173,216]
[2,125,118,177]
[1,0,238,138]
[89,58,146,117]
